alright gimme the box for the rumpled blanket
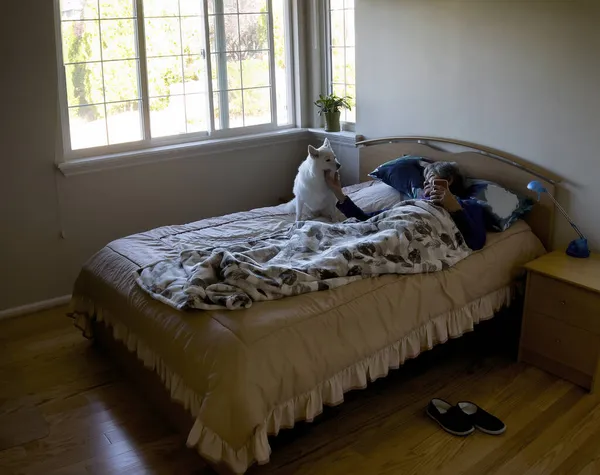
[136,200,471,310]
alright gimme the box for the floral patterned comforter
[136,200,471,310]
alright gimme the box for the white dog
[293,138,341,221]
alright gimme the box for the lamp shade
[527,180,547,194]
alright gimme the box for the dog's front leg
[323,204,338,223]
[295,199,304,221]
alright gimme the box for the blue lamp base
[566,238,590,258]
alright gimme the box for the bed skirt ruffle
[71,284,515,473]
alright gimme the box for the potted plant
[314,94,352,132]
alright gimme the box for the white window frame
[54,0,296,162]
[323,0,355,131]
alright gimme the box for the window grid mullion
[135,0,152,141]
[266,0,277,125]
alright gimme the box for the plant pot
[324,111,341,132]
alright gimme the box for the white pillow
[343,181,407,213]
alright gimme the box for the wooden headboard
[356,136,560,249]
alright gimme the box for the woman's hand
[429,184,462,212]
[324,171,346,202]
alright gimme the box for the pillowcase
[344,180,407,213]
[466,179,534,231]
[368,156,426,198]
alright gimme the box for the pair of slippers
[426,399,506,436]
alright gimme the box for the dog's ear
[323,138,331,148]
[308,145,319,158]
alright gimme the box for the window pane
[345,84,355,123]
[345,47,355,85]
[344,0,354,8]
[345,9,355,47]
[65,62,104,107]
[223,15,240,51]
[213,91,222,129]
[208,15,216,51]
[238,0,267,13]
[333,83,348,122]
[228,90,244,128]
[150,96,186,137]
[181,17,205,55]
[185,94,209,133]
[225,0,239,13]
[69,105,107,149]
[330,10,344,47]
[62,21,102,64]
[145,18,182,57]
[103,59,140,102]
[330,0,344,10]
[238,14,269,51]
[184,55,207,94]
[243,87,270,126]
[211,54,241,90]
[99,0,134,19]
[143,0,178,17]
[101,19,137,60]
[180,0,202,16]
[331,47,345,83]
[241,51,269,88]
[147,56,184,97]
[207,0,238,14]
[60,0,99,20]
[106,100,142,144]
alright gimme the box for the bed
[71,137,558,474]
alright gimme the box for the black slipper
[457,401,506,435]
[426,398,474,436]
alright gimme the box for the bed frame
[92,136,560,474]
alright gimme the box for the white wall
[356,0,600,251]
[0,1,308,311]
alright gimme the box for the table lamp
[527,181,590,258]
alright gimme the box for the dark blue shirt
[336,197,487,251]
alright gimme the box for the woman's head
[424,161,467,197]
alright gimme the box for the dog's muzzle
[336,162,341,170]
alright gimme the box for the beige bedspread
[71,202,545,473]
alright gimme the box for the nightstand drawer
[527,273,600,334]
[521,311,600,375]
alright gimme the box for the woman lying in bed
[325,161,488,251]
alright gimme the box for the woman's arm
[324,171,382,221]
[449,201,487,250]
[430,185,486,250]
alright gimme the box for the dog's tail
[281,197,296,214]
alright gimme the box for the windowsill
[307,128,357,146]
[57,128,310,177]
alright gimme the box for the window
[56,0,293,158]
[327,0,355,124]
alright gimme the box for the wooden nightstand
[519,251,600,392]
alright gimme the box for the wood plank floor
[1,306,599,475]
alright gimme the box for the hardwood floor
[1,306,599,475]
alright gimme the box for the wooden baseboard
[0,295,71,321]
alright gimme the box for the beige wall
[356,0,600,251]
[0,1,308,311]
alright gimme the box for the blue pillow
[368,156,426,198]
[466,179,534,231]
